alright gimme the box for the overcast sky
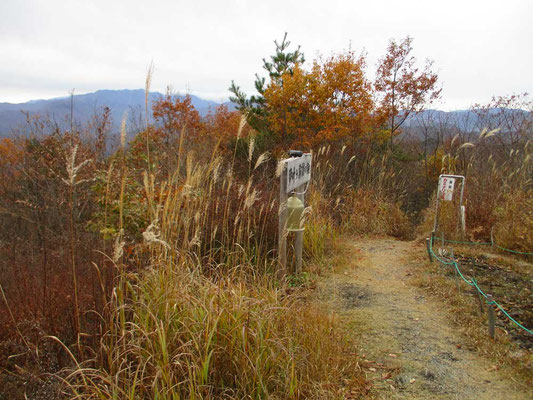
[1,0,531,110]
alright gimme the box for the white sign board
[438,176,455,201]
[285,154,312,193]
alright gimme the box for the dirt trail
[317,238,532,399]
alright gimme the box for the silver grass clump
[143,220,170,249]
[248,137,255,162]
[275,159,285,177]
[254,152,270,170]
[479,127,500,140]
[112,229,125,264]
[237,114,247,139]
[62,144,93,187]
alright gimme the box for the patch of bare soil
[316,238,532,399]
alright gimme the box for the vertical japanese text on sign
[438,176,455,201]
[285,154,312,193]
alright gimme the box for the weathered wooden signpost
[278,151,312,278]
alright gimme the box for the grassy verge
[61,257,368,399]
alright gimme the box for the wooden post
[487,294,495,339]
[294,183,305,275]
[450,248,461,292]
[278,162,288,279]
[474,286,484,314]
[490,226,495,248]
[426,238,433,263]
[433,187,440,233]
[460,205,466,240]
[472,261,484,314]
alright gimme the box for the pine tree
[229,33,305,134]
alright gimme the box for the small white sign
[438,176,455,201]
[285,154,312,193]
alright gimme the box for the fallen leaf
[369,367,377,372]
[388,353,398,358]
[409,378,416,384]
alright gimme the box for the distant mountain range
[0,89,529,139]
[401,107,532,139]
[0,89,235,137]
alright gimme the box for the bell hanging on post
[287,195,305,232]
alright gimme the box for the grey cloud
[0,0,531,110]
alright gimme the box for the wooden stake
[460,205,466,240]
[426,238,433,263]
[487,294,495,339]
[474,286,484,314]
[450,248,461,293]
[294,183,305,275]
[471,261,484,314]
[278,162,288,279]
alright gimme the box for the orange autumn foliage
[264,51,375,148]
[0,137,23,167]
[0,138,24,193]
[152,93,201,143]
[204,104,251,145]
[375,36,441,144]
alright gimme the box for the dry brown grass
[56,138,369,398]
[342,188,411,239]
[63,263,367,399]
[492,189,533,254]
[309,144,412,240]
